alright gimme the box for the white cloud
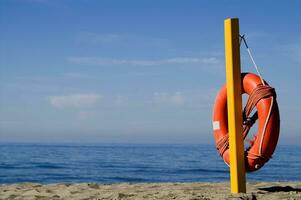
[75,32,126,44]
[77,110,96,120]
[152,92,185,105]
[113,95,128,106]
[63,73,95,79]
[148,88,218,110]
[0,120,23,125]
[67,56,221,66]
[296,46,301,63]
[49,94,101,108]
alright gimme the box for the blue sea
[0,143,300,184]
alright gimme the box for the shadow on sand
[258,186,301,193]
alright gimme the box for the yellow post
[224,18,246,193]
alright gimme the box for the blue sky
[0,0,300,144]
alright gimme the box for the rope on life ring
[212,73,280,172]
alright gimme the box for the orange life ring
[212,73,280,172]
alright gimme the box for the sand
[0,182,300,200]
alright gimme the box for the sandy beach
[0,182,300,200]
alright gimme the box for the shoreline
[1,182,300,200]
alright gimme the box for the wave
[176,168,228,174]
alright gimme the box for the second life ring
[212,72,280,172]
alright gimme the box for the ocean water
[0,143,300,184]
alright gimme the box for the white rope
[259,96,274,155]
[246,48,265,85]
[240,35,265,85]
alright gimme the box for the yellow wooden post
[224,18,246,193]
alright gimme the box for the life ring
[212,73,280,172]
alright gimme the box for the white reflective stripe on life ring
[212,121,220,131]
